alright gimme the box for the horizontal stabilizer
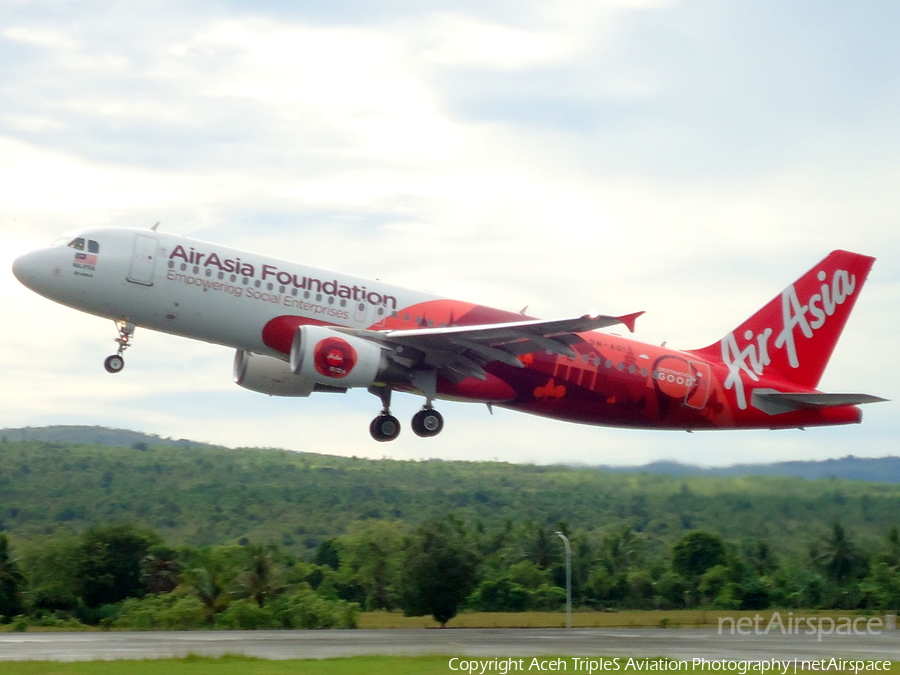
[752,389,887,415]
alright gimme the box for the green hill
[0,425,219,450]
[7,426,900,482]
[1,434,898,558]
[600,456,900,482]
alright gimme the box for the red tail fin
[691,250,875,391]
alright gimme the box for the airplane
[12,226,885,441]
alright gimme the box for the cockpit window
[68,238,85,251]
[88,239,100,254]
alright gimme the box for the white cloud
[2,26,79,50]
[0,138,178,214]
[414,14,576,70]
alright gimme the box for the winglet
[616,311,644,333]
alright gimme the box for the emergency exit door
[127,234,158,286]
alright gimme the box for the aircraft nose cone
[11,252,34,284]
[12,249,55,293]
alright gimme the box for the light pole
[555,531,572,629]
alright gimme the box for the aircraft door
[127,234,158,286]
[685,360,711,409]
[353,300,369,325]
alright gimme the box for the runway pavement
[0,628,898,662]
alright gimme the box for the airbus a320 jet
[13,226,884,441]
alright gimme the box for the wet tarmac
[0,627,897,662]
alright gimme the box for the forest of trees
[1,438,899,629]
[4,439,900,553]
[1,515,898,630]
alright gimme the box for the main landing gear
[370,413,401,442]
[412,407,443,438]
[369,386,401,442]
[104,320,135,374]
[368,386,445,442]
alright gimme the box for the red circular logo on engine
[313,337,357,379]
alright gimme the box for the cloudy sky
[1,0,897,466]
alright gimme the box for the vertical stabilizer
[691,250,875,400]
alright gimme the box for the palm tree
[0,534,24,619]
[818,523,860,584]
[240,544,280,607]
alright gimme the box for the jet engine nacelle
[233,349,316,397]
[290,325,385,388]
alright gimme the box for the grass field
[1,656,898,675]
[0,655,448,675]
[2,609,893,632]
[357,609,894,629]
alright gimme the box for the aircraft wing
[338,312,643,383]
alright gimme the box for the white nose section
[11,251,36,286]
[11,248,62,296]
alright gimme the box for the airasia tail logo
[722,269,857,409]
[313,337,358,379]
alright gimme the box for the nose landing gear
[103,354,125,374]
[104,320,135,374]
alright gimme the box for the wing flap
[447,337,526,368]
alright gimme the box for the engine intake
[290,325,386,389]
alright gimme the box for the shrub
[269,587,358,629]
[114,592,207,630]
[214,598,273,629]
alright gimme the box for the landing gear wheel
[104,354,125,374]
[105,320,135,374]
[412,409,444,437]
[370,414,401,442]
